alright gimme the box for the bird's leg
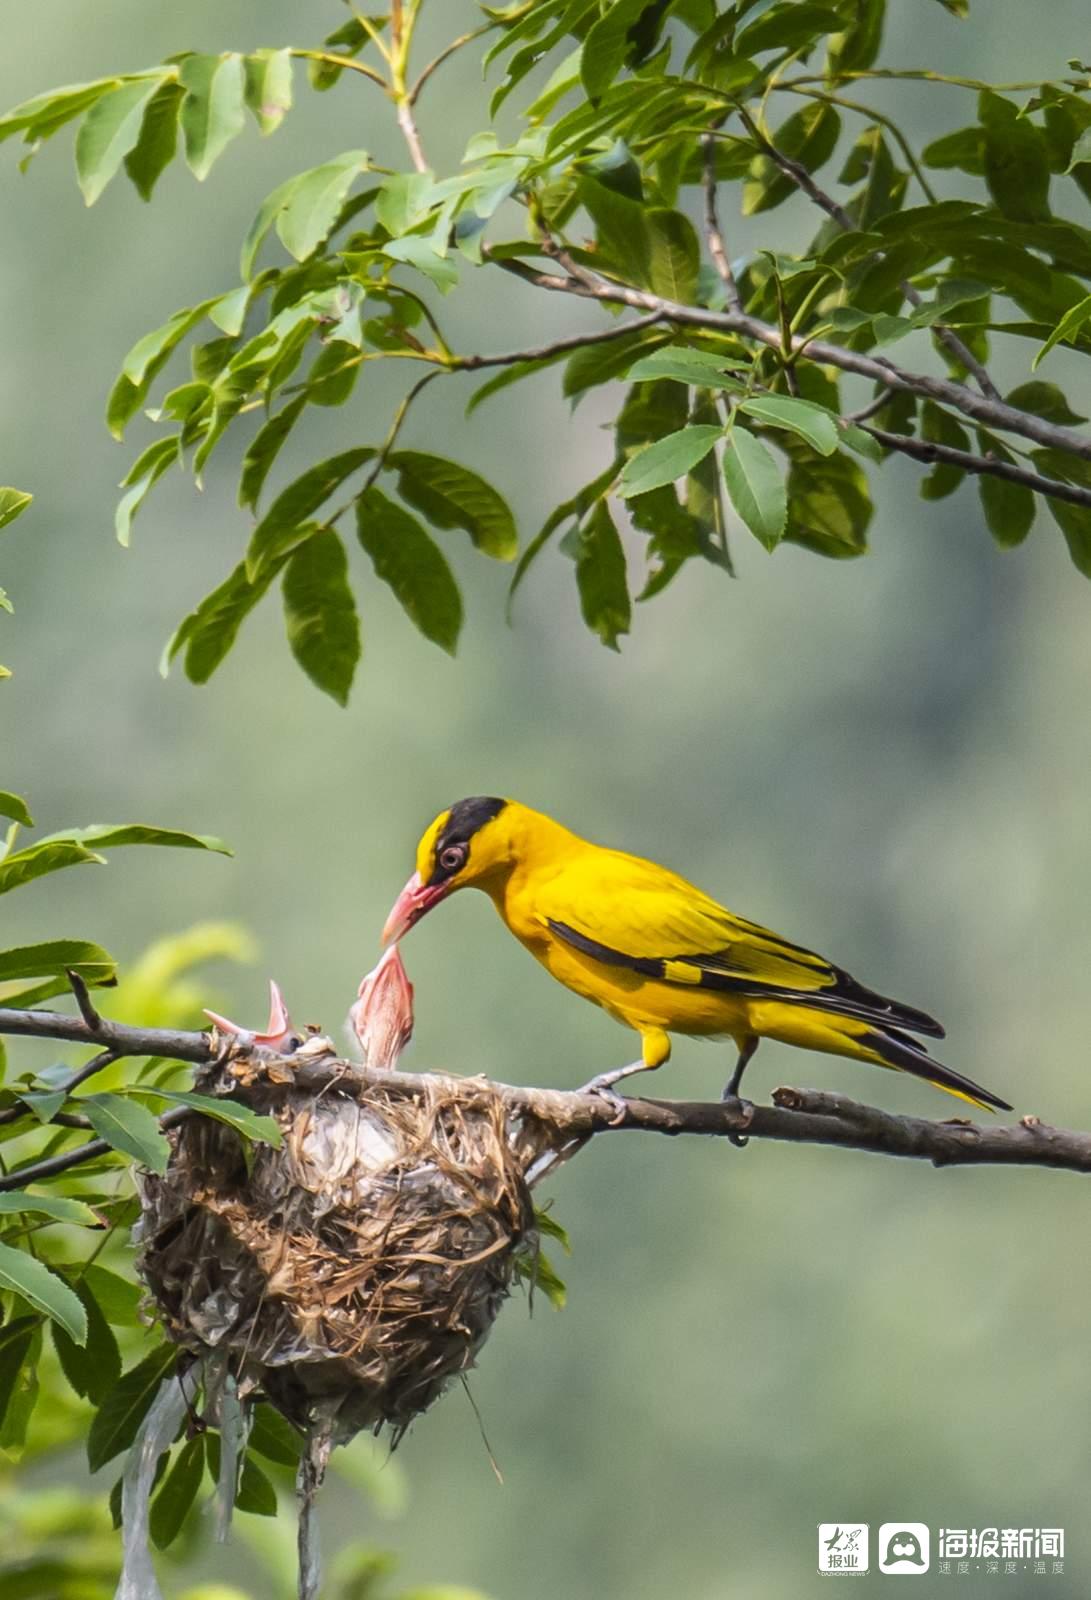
[722,1035,759,1148]
[577,1060,653,1125]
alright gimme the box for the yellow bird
[382,797,1011,1114]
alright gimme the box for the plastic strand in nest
[116,1365,196,1600]
[130,946,570,1600]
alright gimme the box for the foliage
[0,488,32,676]
[2,1,1090,697]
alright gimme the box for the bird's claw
[720,1090,752,1149]
[583,1083,630,1127]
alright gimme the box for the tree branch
[701,134,741,309]
[485,250,1091,465]
[860,424,1091,508]
[0,1007,1089,1179]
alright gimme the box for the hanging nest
[135,959,567,1466]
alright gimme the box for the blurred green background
[3,2,1091,1596]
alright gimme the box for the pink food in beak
[205,979,301,1052]
[381,870,450,946]
[348,945,415,1070]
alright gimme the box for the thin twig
[0,1048,119,1128]
[736,106,1001,401]
[289,49,387,92]
[395,100,429,174]
[66,969,103,1033]
[408,23,496,106]
[0,1008,1089,1178]
[860,424,1091,506]
[450,309,670,372]
[701,133,741,309]
[485,253,1091,464]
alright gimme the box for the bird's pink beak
[205,979,300,1051]
[381,871,450,945]
[349,945,415,1070]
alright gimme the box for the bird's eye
[439,844,466,873]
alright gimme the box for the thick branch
[0,1006,1089,1178]
[488,250,1091,465]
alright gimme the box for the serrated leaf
[36,822,230,855]
[81,1092,170,1173]
[52,1276,122,1401]
[150,1436,206,1548]
[739,395,839,456]
[244,49,293,136]
[0,790,32,826]
[0,489,33,531]
[87,1344,175,1471]
[0,1242,86,1344]
[75,76,166,204]
[356,488,462,654]
[280,531,361,705]
[123,79,185,200]
[180,54,246,182]
[618,425,720,499]
[1033,292,1091,370]
[246,448,375,580]
[646,208,701,302]
[0,1190,98,1224]
[722,426,786,550]
[0,938,114,991]
[387,451,518,560]
[277,150,369,261]
[566,500,630,650]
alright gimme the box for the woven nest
[136,1042,560,1454]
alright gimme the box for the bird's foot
[576,1062,648,1127]
[720,1087,752,1149]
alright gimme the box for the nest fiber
[137,1047,554,1450]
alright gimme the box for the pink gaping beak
[205,979,301,1052]
[348,945,415,1070]
[381,871,450,945]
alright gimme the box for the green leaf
[0,78,121,146]
[563,329,672,404]
[244,49,293,136]
[735,1,848,55]
[0,1318,37,1434]
[75,76,165,205]
[722,426,787,550]
[277,150,369,262]
[978,458,1035,549]
[786,452,872,557]
[1033,292,1091,370]
[919,401,970,501]
[246,449,374,580]
[1046,497,1091,578]
[280,531,361,705]
[107,298,220,440]
[374,171,435,237]
[646,209,701,302]
[979,90,1051,223]
[0,839,101,898]
[618,425,720,499]
[580,0,650,101]
[81,1092,170,1173]
[624,348,746,392]
[0,1191,98,1225]
[36,823,231,855]
[15,1088,66,1123]
[565,501,630,650]
[179,53,247,182]
[163,557,284,683]
[1003,381,1085,426]
[115,436,178,546]
[123,80,185,200]
[239,396,308,510]
[248,1404,303,1466]
[507,462,619,617]
[150,1436,206,1548]
[147,1090,282,1146]
[0,488,33,531]
[52,1276,122,1402]
[0,790,33,826]
[738,396,839,456]
[388,451,518,560]
[744,103,840,215]
[0,939,115,995]
[84,1264,142,1327]
[0,1242,86,1344]
[356,488,462,654]
[87,1344,175,1471]
[923,126,985,176]
[837,422,883,463]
